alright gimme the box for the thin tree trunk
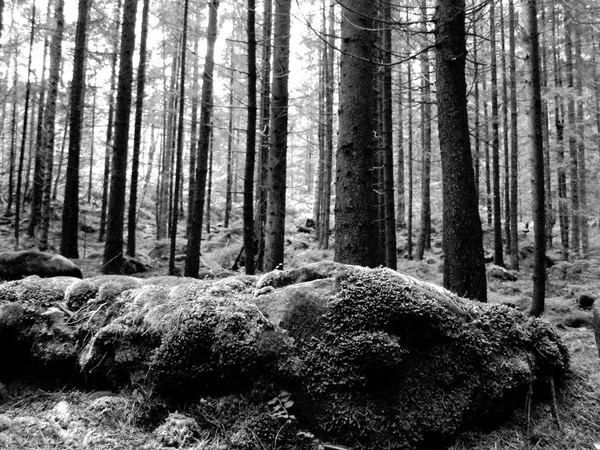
[224,57,235,229]
[243,0,257,274]
[509,0,519,269]
[99,0,122,243]
[574,25,588,257]
[407,59,414,260]
[40,0,65,250]
[187,38,200,238]
[522,0,545,317]
[500,0,511,257]
[185,0,220,277]
[103,0,138,274]
[87,89,96,204]
[254,0,272,272]
[127,0,150,258]
[490,0,504,267]
[61,0,90,258]
[264,0,292,272]
[15,4,36,248]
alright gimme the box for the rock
[254,264,569,449]
[47,400,71,429]
[593,302,600,358]
[0,251,82,280]
[577,293,595,309]
[487,264,518,281]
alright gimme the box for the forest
[1,1,600,448]
[0,0,598,306]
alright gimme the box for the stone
[0,251,82,280]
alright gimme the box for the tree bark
[435,0,487,302]
[508,0,519,269]
[184,0,220,277]
[243,0,257,274]
[61,0,90,259]
[103,0,138,274]
[126,0,150,258]
[521,0,546,317]
[263,0,292,272]
[334,0,377,267]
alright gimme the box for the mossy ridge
[293,267,570,449]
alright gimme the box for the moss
[149,298,293,397]
[64,280,98,311]
[292,267,570,449]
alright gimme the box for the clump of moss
[149,298,293,397]
[64,280,98,311]
[293,267,570,449]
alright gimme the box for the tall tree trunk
[522,0,545,317]
[574,25,588,257]
[565,13,579,256]
[61,0,90,259]
[509,0,519,269]
[187,37,200,238]
[500,0,511,257]
[168,0,189,274]
[243,0,257,274]
[87,89,96,204]
[334,0,377,267]
[490,0,504,267]
[103,0,138,274]
[435,0,487,302]
[397,68,405,230]
[381,0,396,270]
[224,57,235,229]
[99,0,122,243]
[553,9,568,259]
[264,0,292,271]
[254,0,272,271]
[27,31,49,237]
[184,0,220,277]
[15,3,36,248]
[407,59,414,260]
[126,0,150,258]
[40,0,65,251]
[415,0,431,260]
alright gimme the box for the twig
[549,376,562,431]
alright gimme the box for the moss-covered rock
[279,266,569,449]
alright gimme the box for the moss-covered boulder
[252,263,569,449]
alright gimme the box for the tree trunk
[40,0,65,251]
[126,0,150,258]
[435,0,487,302]
[521,0,546,317]
[103,0,138,274]
[263,0,292,272]
[15,5,36,247]
[407,59,414,260]
[508,0,519,269]
[565,14,579,256]
[415,0,432,260]
[254,0,272,272]
[490,0,504,267]
[500,0,511,257]
[99,0,122,243]
[397,68,405,230]
[574,25,588,257]
[184,0,220,277]
[61,0,90,259]
[381,0,397,270]
[187,37,200,238]
[224,55,235,229]
[243,0,257,275]
[334,0,377,267]
[168,0,189,275]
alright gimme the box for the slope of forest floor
[0,218,599,449]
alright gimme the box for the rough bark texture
[508,0,519,269]
[263,0,292,272]
[184,0,219,277]
[334,0,377,268]
[103,0,138,274]
[61,0,89,259]
[435,0,487,302]
[126,0,150,258]
[243,0,257,275]
[522,0,546,317]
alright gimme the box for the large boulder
[0,251,82,280]
[254,262,569,449]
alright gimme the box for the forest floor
[0,217,599,449]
